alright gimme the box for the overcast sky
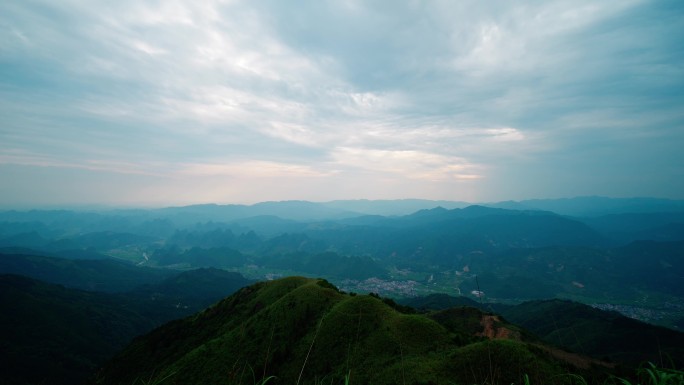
[1,0,682,207]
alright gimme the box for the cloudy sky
[1,0,682,207]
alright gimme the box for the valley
[5,1,683,383]
[1,197,683,384]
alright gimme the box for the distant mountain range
[2,198,683,317]
[2,196,682,224]
[2,197,684,384]
[487,196,684,217]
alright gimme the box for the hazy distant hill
[2,197,682,245]
[580,212,684,244]
[2,199,684,316]
[468,241,684,302]
[0,251,175,292]
[306,206,606,267]
[152,246,249,268]
[95,277,606,385]
[131,267,253,308]
[153,201,361,223]
[0,210,157,238]
[3,199,683,384]
[0,249,253,308]
[0,246,111,260]
[0,231,161,256]
[487,197,684,217]
[321,199,470,216]
[0,268,253,385]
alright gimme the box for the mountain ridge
[94,277,614,385]
[0,268,254,385]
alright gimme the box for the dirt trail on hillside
[476,316,613,370]
[477,315,521,340]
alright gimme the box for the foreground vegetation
[2,201,683,384]
[95,277,682,385]
[0,269,251,385]
[130,363,683,385]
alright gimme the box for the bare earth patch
[477,315,521,340]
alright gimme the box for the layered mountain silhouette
[2,198,684,384]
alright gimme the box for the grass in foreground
[131,362,682,385]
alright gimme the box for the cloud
[1,0,683,205]
[0,149,159,176]
[330,147,482,181]
[179,161,334,179]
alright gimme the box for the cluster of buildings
[337,277,420,297]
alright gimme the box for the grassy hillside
[401,294,684,369]
[95,277,609,385]
[501,299,684,368]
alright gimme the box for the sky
[1,0,683,207]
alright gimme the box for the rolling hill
[0,250,175,292]
[500,299,684,368]
[400,294,684,368]
[0,275,156,385]
[0,268,253,385]
[94,277,612,385]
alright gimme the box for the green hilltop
[94,277,610,385]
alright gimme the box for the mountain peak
[96,277,609,385]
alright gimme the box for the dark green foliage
[308,207,605,267]
[3,205,684,311]
[94,278,603,385]
[315,278,340,292]
[167,227,238,249]
[63,231,157,250]
[152,246,247,268]
[443,340,576,385]
[614,241,684,296]
[582,211,684,244]
[129,267,254,314]
[429,307,492,337]
[0,246,112,260]
[476,271,566,299]
[400,293,485,311]
[4,203,684,384]
[455,242,684,303]
[502,299,684,368]
[0,275,155,385]
[380,296,417,314]
[626,363,684,385]
[259,232,321,254]
[0,267,253,385]
[0,251,175,292]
